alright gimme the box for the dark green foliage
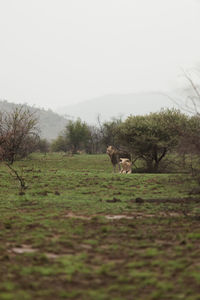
[36,139,50,154]
[66,119,91,154]
[51,135,69,153]
[118,109,189,172]
[100,118,122,147]
[51,119,92,154]
[50,109,200,175]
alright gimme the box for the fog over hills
[56,92,177,123]
[0,92,179,140]
[0,100,68,141]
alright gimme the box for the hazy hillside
[0,92,178,139]
[56,92,176,123]
[0,100,68,140]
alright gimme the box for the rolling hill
[0,100,68,141]
[56,92,176,124]
[0,92,178,140]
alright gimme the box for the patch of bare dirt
[45,253,61,259]
[10,245,37,254]
[105,215,135,220]
[65,212,91,220]
[9,245,67,260]
[64,211,191,220]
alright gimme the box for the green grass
[0,153,200,300]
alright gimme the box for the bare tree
[0,107,39,191]
[170,69,200,179]
[166,69,200,115]
[0,107,39,164]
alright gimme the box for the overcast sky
[0,0,199,110]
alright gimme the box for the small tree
[0,107,39,164]
[36,138,50,154]
[97,117,122,148]
[176,115,200,176]
[171,70,200,177]
[51,135,69,153]
[0,107,39,190]
[118,109,188,172]
[65,119,91,154]
[86,125,102,154]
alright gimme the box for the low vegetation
[51,109,200,174]
[1,102,200,299]
[1,153,200,300]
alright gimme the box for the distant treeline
[51,109,200,173]
[1,102,200,173]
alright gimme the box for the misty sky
[0,0,199,110]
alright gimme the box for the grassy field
[0,153,200,300]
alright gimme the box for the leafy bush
[117,109,189,172]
